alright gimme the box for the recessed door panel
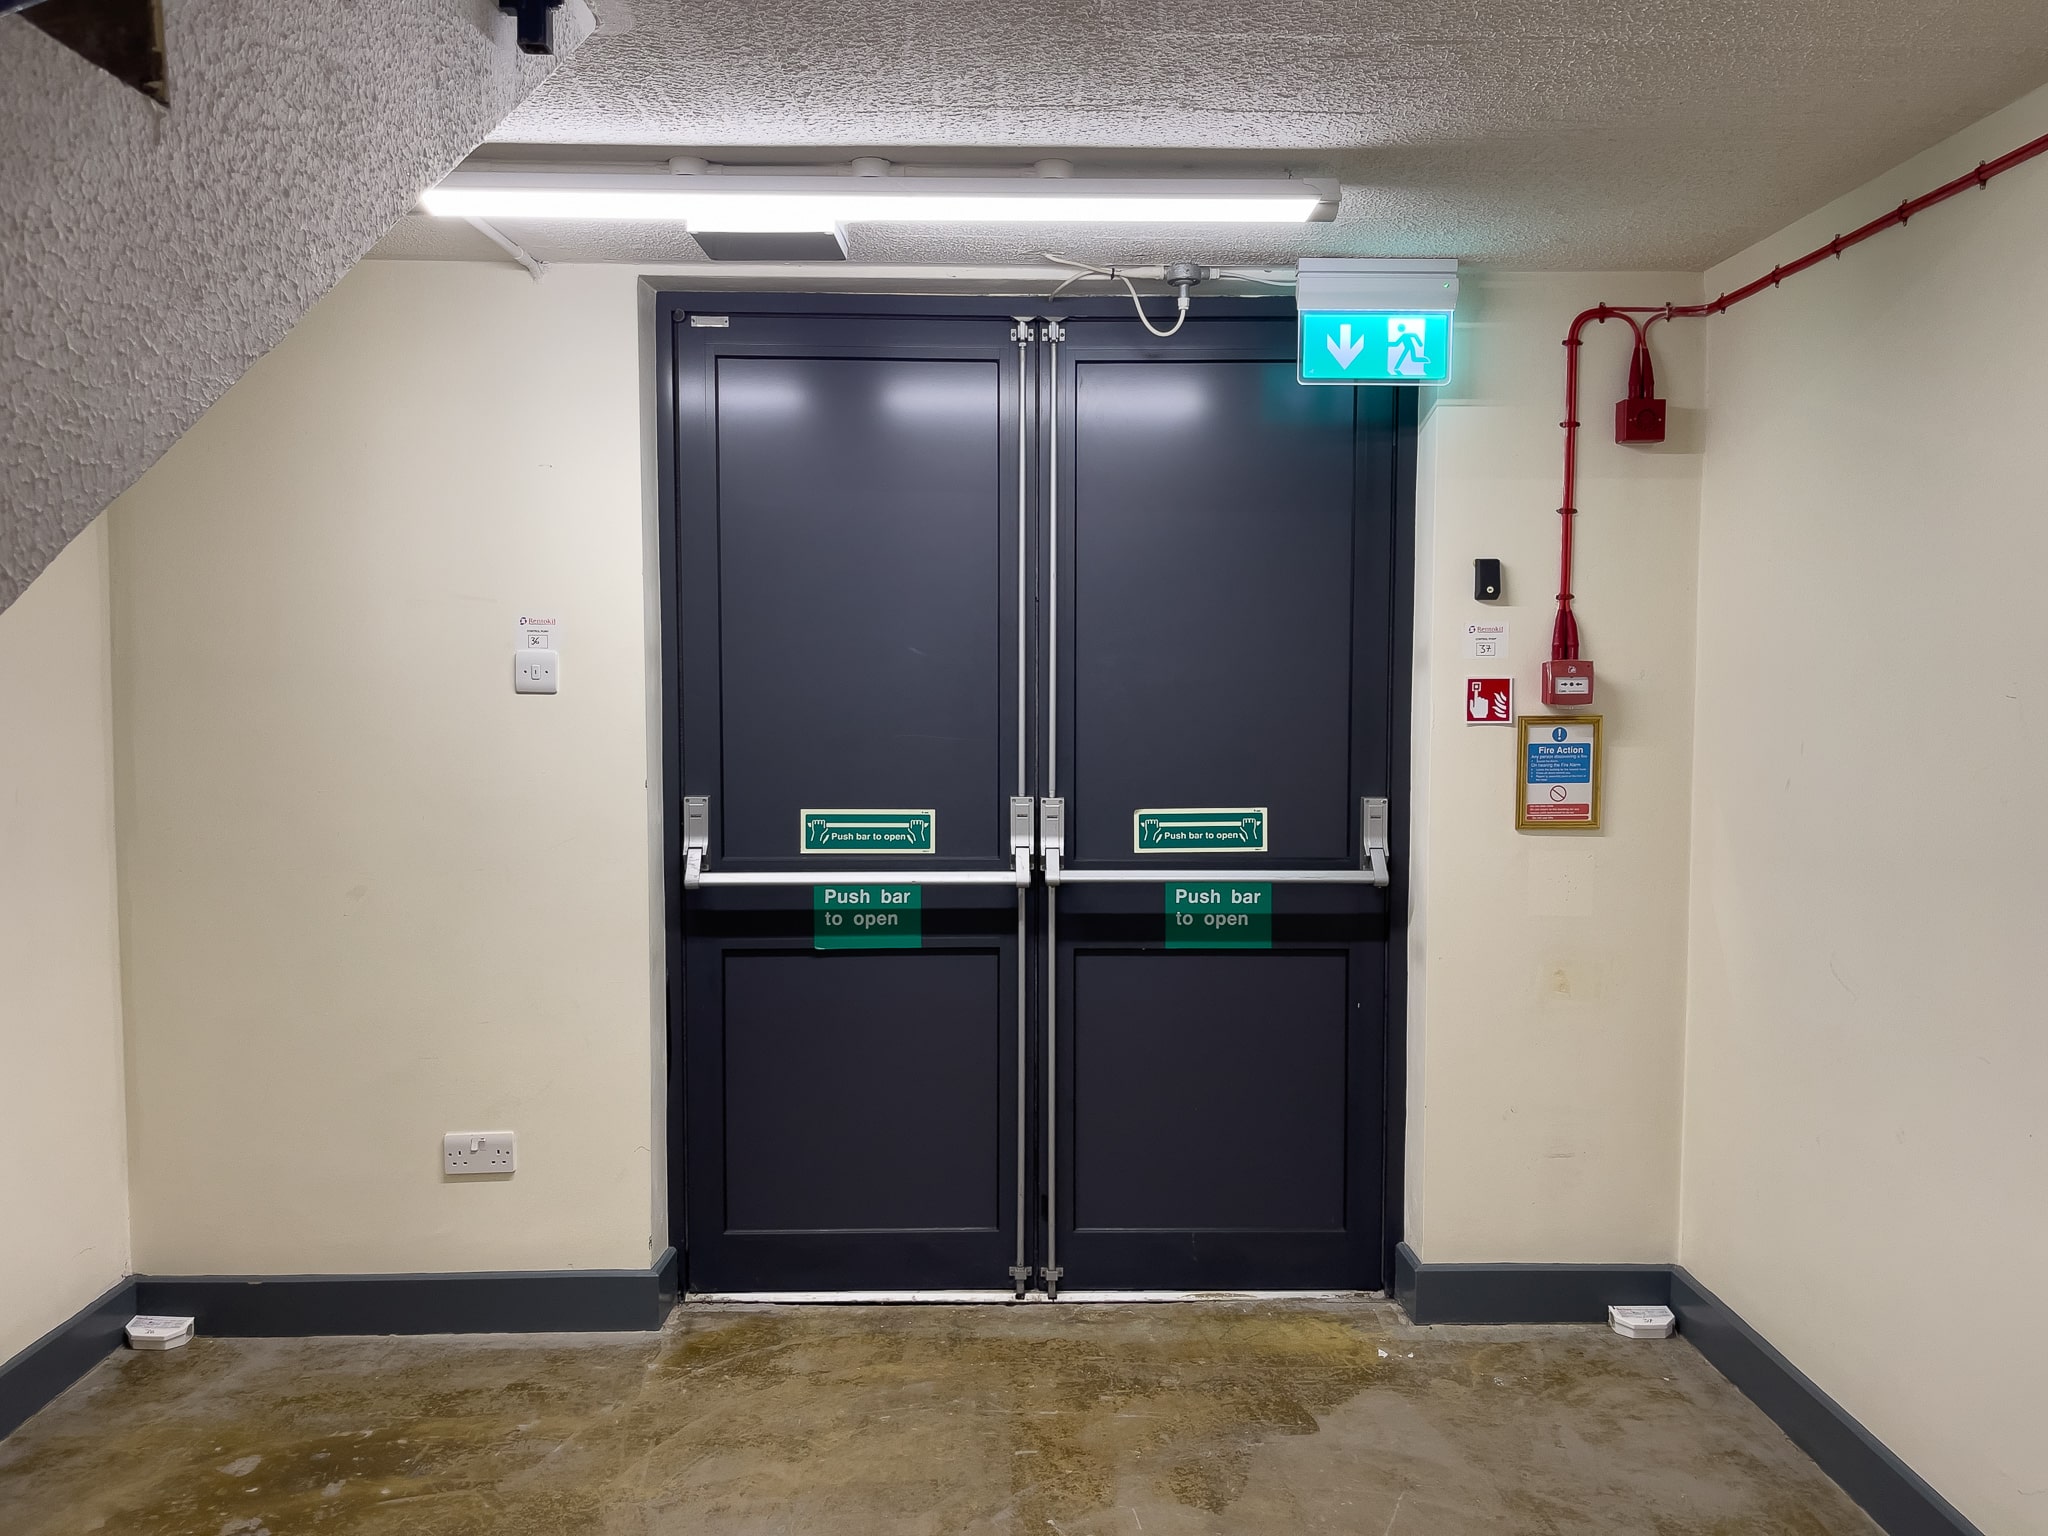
[1070,360,1358,862]
[1071,951,1347,1232]
[724,951,1001,1233]
[716,355,1003,864]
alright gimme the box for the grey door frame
[653,290,1416,1295]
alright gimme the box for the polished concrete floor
[0,1300,1878,1535]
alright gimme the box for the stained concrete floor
[0,1299,1879,1536]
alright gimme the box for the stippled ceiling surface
[374,0,2048,271]
[0,0,590,613]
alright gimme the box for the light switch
[514,651,558,694]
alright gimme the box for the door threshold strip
[688,1289,1381,1305]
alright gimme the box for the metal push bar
[680,795,1036,889]
[1040,797,1392,888]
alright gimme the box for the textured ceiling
[372,0,2048,271]
[0,0,590,613]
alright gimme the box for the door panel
[717,354,1005,864]
[674,310,1024,1292]
[723,951,1002,1233]
[1071,951,1348,1232]
[1070,360,1360,862]
[1050,317,1397,1292]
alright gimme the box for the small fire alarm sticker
[1466,678,1512,724]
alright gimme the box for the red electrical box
[1615,395,1666,443]
[1541,658,1595,706]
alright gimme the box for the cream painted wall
[1682,84,2048,1534]
[109,261,664,1275]
[101,255,1708,1282]
[0,519,131,1363]
[1408,272,1703,1262]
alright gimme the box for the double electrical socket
[444,1131,516,1175]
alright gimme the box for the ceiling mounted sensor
[497,0,563,55]
[420,159,1337,228]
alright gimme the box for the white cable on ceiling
[1041,252,1295,335]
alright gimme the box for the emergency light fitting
[1295,258,1460,386]
[1295,257,1460,315]
[422,167,1335,226]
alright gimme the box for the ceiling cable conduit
[464,217,547,280]
[1553,127,2048,669]
[1041,252,1295,335]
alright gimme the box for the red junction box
[1616,396,1667,443]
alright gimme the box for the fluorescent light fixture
[421,170,1334,225]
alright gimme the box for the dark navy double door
[668,297,1406,1294]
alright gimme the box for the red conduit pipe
[1555,306,1643,660]
[1552,128,2048,665]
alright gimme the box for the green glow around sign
[1298,311,1453,385]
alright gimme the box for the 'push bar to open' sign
[800,809,934,854]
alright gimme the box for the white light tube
[421,172,1332,225]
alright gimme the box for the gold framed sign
[1516,715,1602,830]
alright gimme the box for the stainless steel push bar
[681,796,1036,890]
[1041,797,1391,889]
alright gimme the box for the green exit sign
[1299,311,1453,385]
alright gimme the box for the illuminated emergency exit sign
[1298,311,1453,385]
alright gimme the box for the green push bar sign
[1134,807,1267,853]
[800,809,934,854]
[815,885,921,950]
[1298,311,1453,385]
[1166,883,1271,949]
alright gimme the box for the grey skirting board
[0,1250,678,1443]
[1394,1243,1984,1536]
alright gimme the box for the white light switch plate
[444,1131,516,1174]
[514,651,558,694]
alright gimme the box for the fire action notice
[1518,715,1603,830]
